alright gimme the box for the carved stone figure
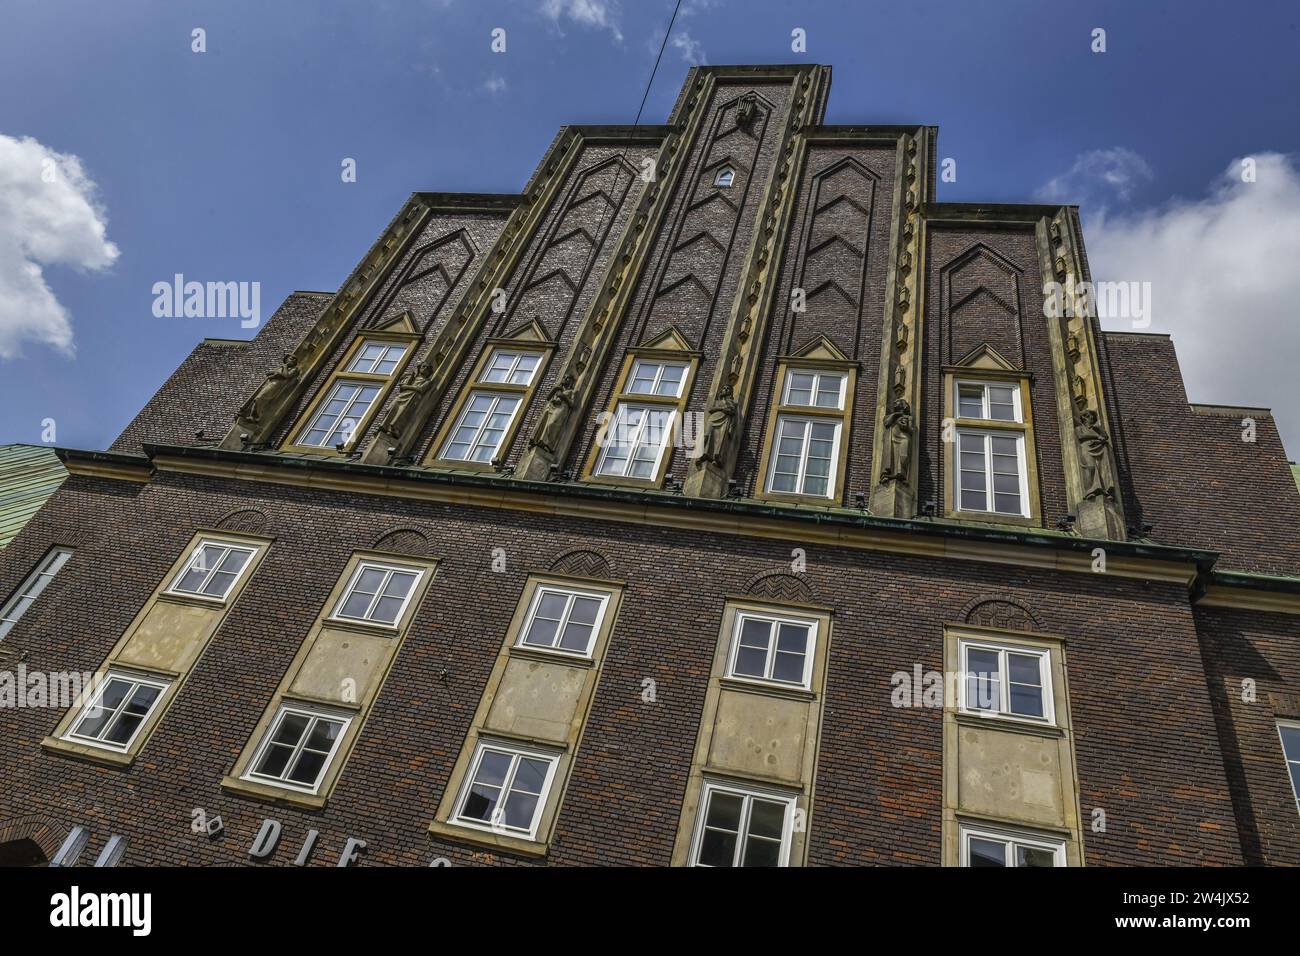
[531,374,577,454]
[238,355,301,425]
[697,382,738,467]
[378,361,435,441]
[736,92,759,131]
[879,399,914,485]
[1075,408,1115,500]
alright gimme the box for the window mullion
[736,795,752,867]
[796,421,812,494]
[983,433,996,511]
[286,716,312,775]
[365,569,392,620]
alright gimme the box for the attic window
[714,166,735,188]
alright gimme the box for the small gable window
[714,166,735,188]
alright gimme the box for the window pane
[256,743,294,778]
[786,372,815,406]
[741,835,781,867]
[705,792,743,831]
[524,617,559,647]
[698,828,737,867]
[1280,724,1300,758]
[304,718,341,753]
[474,750,512,789]
[502,791,539,830]
[958,385,984,418]
[288,749,326,785]
[966,648,1000,710]
[656,363,686,396]
[512,757,549,795]
[272,712,310,746]
[814,375,843,409]
[461,782,500,822]
[1016,845,1056,867]
[558,622,593,652]
[104,712,142,745]
[968,837,1006,867]
[1009,683,1044,717]
[747,798,786,839]
[340,592,373,619]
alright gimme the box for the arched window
[714,166,735,187]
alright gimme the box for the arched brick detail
[960,596,1042,632]
[0,813,69,860]
[373,528,430,556]
[548,549,612,579]
[216,508,269,534]
[744,570,815,604]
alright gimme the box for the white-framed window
[64,670,171,752]
[767,415,840,498]
[516,585,610,658]
[595,403,675,480]
[689,780,796,867]
[0,547,72,640]
[345,340,409,376]
[956,379,1022,423]
[440,392,523,463]
[330,561,423,627]
[296,380,383,448]
[452,740,559,839]
[960,822,1065,867]
[959,638,1054,723]
[955,429,1028,516]
[243,702,352,794]
[714,166,735,187]
[480,349,543,388]
[782,369,845,410]
[166,539,257,602]
[726,611,817,690]
[1278,720,1300,816]
[626,359,688,398]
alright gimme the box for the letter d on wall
[249,818,282,859]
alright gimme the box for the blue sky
[2,0,1298,452]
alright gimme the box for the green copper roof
[1292,463,1300,495]
[0,444,67,549]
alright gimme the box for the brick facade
[1,64,1297,867]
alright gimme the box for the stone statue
[697,382,738,467]
[880,399,914,485]
[531,374,577,454]
[378,361,435,441]
[1075,408,1115,500]
[238,354,301,425]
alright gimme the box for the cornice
[56,447,152,483]
[118,442,1222,589]
[1199,570,1300,614]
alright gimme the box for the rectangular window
[960,823,1065,867]
[956,380,1021,422]
[595,403,675,480]
[956,429,1028,516]
[453,740,559,839]
[440,392,522,463]
[1279,721,1300,816]
[296,380,383,448]
[244,703,351,794]
[517,585,610,658]
[959,639,1053,722]
[626,359,688,398]
[689,781,795,867]
[346,341,409,376]
[726,611,817,689]
[0,547,72,639]
[480,349,543,387]
[331,561,423,627]
[767,416,840,498]
[166,539,257,602]
[783,369,845,410]
[64,671,171,752]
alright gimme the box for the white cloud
[670,30,704,64]
[1036,147,1153,207]
[539,0,623,42]
[482,75,507,95]
[0,134,118,359]
[1084,152,1300,453]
